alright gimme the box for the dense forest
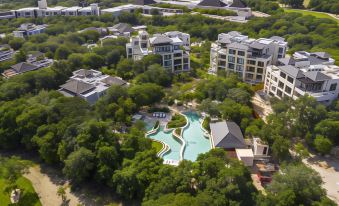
[0,5,338,206]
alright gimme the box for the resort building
[2,54,53,78]
[0,45,15,63]
[107,23,135,38]
[277,51,335,67]
[210,31,287,84]
[126,31,190,72]
[264,62,339,105]
[13,23,47,38]
[59,69,128,104]
[209,121,247,150]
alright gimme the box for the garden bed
[167,114,187,129]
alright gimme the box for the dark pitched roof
[135,0,156,5]
[11,62,38,73]
[101,76,128,86]
[228,42,248,50]
[311,52,331,59]
[229,0,247,8]
[303,71,330,82]
[60,80,95,94]
[75,69,96,78]
[250,41,266,50]
[210,121,246,149]
[198,0,227,7]
[279,65,303,78]
[150,35,172,44]
[111,23,134,33]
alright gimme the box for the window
[218,61,226,66]
[258,61,264,67]
[228,56,235,63]
[236,65,244,71]
[229,49,236,55]
[280,72,286,79]
[238,51,245,56]
[271,86,276,92]
[287,76,294,84]
[237,58,244,65]
[174,45,179,50]
[228,63,235,69]
[257,68,263,74]
[277,90,283,97]
[246,73,254,79]
[278,81,284,89]
[256,74,262,80]
[247,66,255,72]
[247,60,256,65]
[278,47,284,53]
[219,54,226,59]
[273,76,278,82]
[164,54,172,60]
[330,83,337,91]
[285,86,292,94]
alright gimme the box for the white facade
[0,46,15,62]
[210,31,287,84]
[252,138,269,157]
[236,149,254,166]
[126,31,190,73]
[264,64,339,105]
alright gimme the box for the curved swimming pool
[146,112,211,162]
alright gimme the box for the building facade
[210,31,287,84]
[13,23,47,38]
[264,52,339,105]
[0,45,15,62]
[126,31,190,72]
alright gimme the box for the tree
[134,64,172,87]
[63,147,95,184]
[83,53,105,69]
[128,83,165,107]
[271,135,291,161]
[57,186,67,202]
[106,49,121,66]
[264,164,335,205]
[67,53,84,68]
[9,38,25,50]
[55,46,72,60]
[314,135,333,155]
[14,50,26,63]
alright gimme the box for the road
[303,156,339,204]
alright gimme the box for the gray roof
[228,42,248,50]
[311,52,331,59]
[101,76,128,86]
[270,36,285,42]
[75,69,96,78]
[229,0,247,8]
[303,71,330,82]
[135,0,156,5]
[279,65,302,78]
[60,80,95,94]
[250,41,266,50]
[111,23,134,33]
[198,0,227,7]
[210,121,246,149]
[218,38,231,44]
[278,57,295,66]
[150,35,172,45]
[11,62,38,73]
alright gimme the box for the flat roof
[236,149,254,157]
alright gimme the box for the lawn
[284,9,339,24]
[0,177,41,206]
[151,141,163,153]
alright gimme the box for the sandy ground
[24,166,81,206]
[303,157,339,204]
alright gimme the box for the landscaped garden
[167,114,187,129]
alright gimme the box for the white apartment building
[264,52,339,105]
[0,45,15,62]
[210,31,287,84]
[126,31,190,72]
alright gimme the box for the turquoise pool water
[148,126,182,161]
[145,112,211,162]
[182,112,211,161]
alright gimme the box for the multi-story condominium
[0,45,15,62]
[210,31,287,84]
[126,31,190,72]
[13,23,47,38]
[59,69,128,104]
[264,52,339,105]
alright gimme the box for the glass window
[237,58,244,65]
[257,68,263,74]
[285,86,292,94]
[238,51,245,56]
[330,83,337,91]
[278,81,284,89]
[228,63,235,69]
[247,60,256,65]
[236,65,243,71]
[258,61,264,67]
[287,76,294,84]
[228,56,235,63]
[280,72,286,79]
[229,49,236,55]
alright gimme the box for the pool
[146,112,211,162]
[182,112,211,161]
[148,126,182,161]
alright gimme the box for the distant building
[2,52,53,78]
[0,45,15,62]
[209,121,247,150]
[252,137,269,157]
[210,31,287,84]
[59,69,128,104]
[264,56,339,105]
[108,23,135,38]
[79,27,108,37]
[13,23,47,38]
[126,30,190,72]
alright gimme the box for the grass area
[174,128,182,136]
[167,114,187,129]
[284,9,339,23]
[0,177,41,206]
[151,141,163,153]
